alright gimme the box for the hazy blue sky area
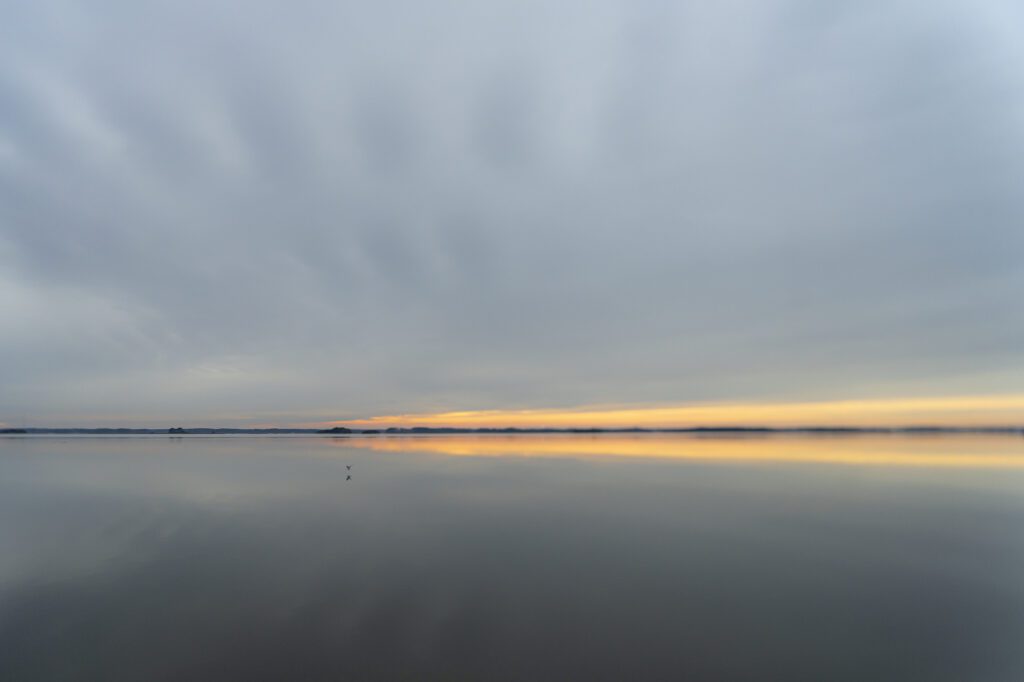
[1,1,1022,426]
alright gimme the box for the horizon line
[5,425,1024,434]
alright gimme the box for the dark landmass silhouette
[2,426,1021,436]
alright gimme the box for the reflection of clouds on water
[1,436,1024,679]
[337,434,1024,469]
[0,438,368,589]
[0,437,363,504]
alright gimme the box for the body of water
[2,434,1023,680]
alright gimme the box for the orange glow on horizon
[326,394,1024,430]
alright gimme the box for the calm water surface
[2,435,1023,681]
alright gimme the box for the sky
[1,0,1022,428]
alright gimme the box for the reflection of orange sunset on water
[329,434,1024,469]
[327,394,1024,430]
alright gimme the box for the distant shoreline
[2,426,1022,436]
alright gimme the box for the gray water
[1,435,1023,681]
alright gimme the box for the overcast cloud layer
[1,1,1023,426]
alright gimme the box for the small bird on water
[346,465,352,470]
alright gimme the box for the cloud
[1,0,1022,425]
